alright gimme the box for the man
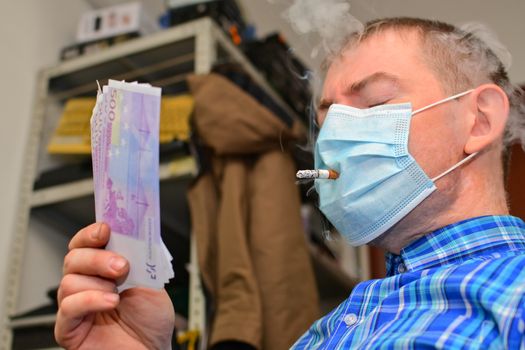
[55,17,525,349]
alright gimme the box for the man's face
[319,30,470,184]
[318,29,471,237]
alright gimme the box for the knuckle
[61,273,75,286]
[62,250,76,274]
[69,228,85,250]
[59,274,75,297]
[54,315,70,345]
[58,296,74,318]
[54,325,64,344]
[56,288,63,306]
[82,292,97,307]
[88,251,108,274]
[57,286,65,305]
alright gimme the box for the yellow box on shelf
[47,98,94,154]
[160,94,194,143]
[47,94,194,154]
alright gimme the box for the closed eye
[368,100,390,108]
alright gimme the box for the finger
[63,248,129,280]
[55,290,119,344]
[57,274,116,306]
[68,223,110,250]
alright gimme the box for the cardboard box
[76,2,157,43]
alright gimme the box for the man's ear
[464,84,509,154]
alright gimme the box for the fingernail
[104,293,119,303]
[91,223,102,240]
[109,257,126,271]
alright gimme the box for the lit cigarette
[296,169,339,180]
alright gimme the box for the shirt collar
[385,215,525,276]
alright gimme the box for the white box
[76,2,157,43]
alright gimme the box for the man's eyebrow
[348,71,400,95]
[318,72,400,109]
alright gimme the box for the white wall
[0,0,91,338]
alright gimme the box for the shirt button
[398,264,406,273]
[343,313,358,326]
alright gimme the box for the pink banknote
[91,80,173,291]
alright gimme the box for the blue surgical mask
[315,90,476,246]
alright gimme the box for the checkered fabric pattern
[292,216,525,349]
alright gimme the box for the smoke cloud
[460,22,512,70]
[282,0,363,59]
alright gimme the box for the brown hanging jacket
[187,73,320,350]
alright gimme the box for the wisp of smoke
[461,22,512,70]
[280,0,364,149]
[282,0,363,59]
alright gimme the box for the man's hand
[55,223,175,349]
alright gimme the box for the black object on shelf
[212,63,295,128]
[60,32,140,61]
[242,33,313,122]
[12,326,58,350]
[33,159,92,191]
[164,0,246,39]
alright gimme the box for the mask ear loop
[412,89,475,116]
[431,151,478,182]
[410,88,478,182]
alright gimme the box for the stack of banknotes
[90,80,174,291]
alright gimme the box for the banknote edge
[108,79,161,96]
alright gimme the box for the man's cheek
[407,126,442,177]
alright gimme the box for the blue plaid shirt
[292,215,525,349]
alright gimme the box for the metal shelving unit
[2,17,364,349]
[1,17,284,349]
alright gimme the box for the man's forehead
[332,30,422,69]
[322,29,426,94]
